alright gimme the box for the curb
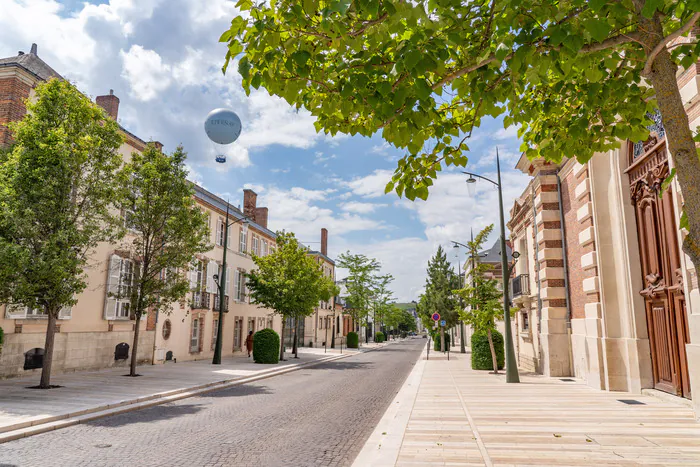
[0,350,362,444]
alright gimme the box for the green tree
[0,79,124,388]
[422,246,458,351]
[370,273,394,341]
[246,231,337,360]
[223,1,700,272]
[337,252,380,344]
[457,225,504,373]
[117,144,210,376]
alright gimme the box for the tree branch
[643,12,700,76]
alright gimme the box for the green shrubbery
[374,331,385,343]
[432,332,450,351]
[253,328,280,364]
[347,331,359,348]
[471,330,504,370]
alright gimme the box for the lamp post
[212,202,250,365]
[463,148,520,383]
[451,241,468,354]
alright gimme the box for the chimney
[153,141,164,151]
[254,207,268,229]
[30,43,37,55]
[243,189,257,222]
[96,89,120,121]
[321,228,328,256]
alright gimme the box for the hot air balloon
[204,108,242,163]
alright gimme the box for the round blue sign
[440,320,446,327]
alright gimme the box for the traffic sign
[432,313,440,321]
[440,320,446,327]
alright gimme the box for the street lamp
[463,148,520,383]
[451,242,468,354]
[212,202,250,365]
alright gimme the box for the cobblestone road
[0,339,426,467]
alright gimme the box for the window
[233,317,243,350]
[252,235,260,256]
[521,310,530,332]
[190,317,201,352]
[105,255,134,320]
[162,319,172,340]
[212,318,219,350]
[262,240,268,256]
[239,227,247,253]
[234,269,246,302]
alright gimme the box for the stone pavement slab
[0,344,376,439]
[355,348,700,466]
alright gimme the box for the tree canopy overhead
[223,0,700,269]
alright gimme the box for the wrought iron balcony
[213,294,229,312]
[192,291,210,310]
[511,274,530,298]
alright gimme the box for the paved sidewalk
[356,348,700,466]
[0,342,386,442]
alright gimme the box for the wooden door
[627,133,691,398]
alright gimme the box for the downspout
[556,171,574,377]
[531,188,542,333]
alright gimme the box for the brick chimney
[243,189,257,221]
[153,141,164,151]
[321,228,328,256]
[96,89,119,121]
[30,43,38,55]
[254,207,268,229]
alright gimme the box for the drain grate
[560,378,575,382]
[618,399,645,405]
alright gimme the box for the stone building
[507,85,700,413]
[0,45,285,377]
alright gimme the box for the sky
[0,0,530,301]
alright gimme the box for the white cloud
[493,125,520,140]
[313,152,337,165]
[120,45,171,101]
[471,147,521,170]
[343,169,394,198]
[340,201,387,214]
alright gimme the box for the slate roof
[308,250,335,266]
[478,240,513,264]
[0,45,62,81]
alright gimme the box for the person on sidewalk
[246,331,254,357]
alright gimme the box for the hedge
[432,332,450,351]
[347,331,359,348]
[374,331,385,343]
[253,328,280,364]
[471,330,504,370]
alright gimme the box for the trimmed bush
[471,330,504,370]
[253,328,280,364]
[347,331,359,348]
[374,331,385,343]
[432,332,450,351]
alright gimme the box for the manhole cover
[618,399,645,405]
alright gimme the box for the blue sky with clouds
[0,0,530,301]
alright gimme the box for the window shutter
[189,260,198,290]
[216,218,222,245]
[226,224,232,249]
[242,272,249,302]
[104,254,121,320]
[5,304,27,319]
[206,260,216,293]
[58,306,72,320]
[225,266,231,296]
[233,269,240,300]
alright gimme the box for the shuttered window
[104,254,134,320]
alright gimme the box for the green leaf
[414,79,432,100]
[642,0,663,18]
[588,0,607,12]
[680,211,689,230]
[585,19,611,43]
[659,168,676,196]
[403,50,422,70]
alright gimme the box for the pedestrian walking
[246,330,254,357]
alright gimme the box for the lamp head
[213,273,219,282]
[512,251,521,259]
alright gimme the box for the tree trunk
[280,317,286,361]
[293,316,299,358]
[487,328,499,374]
[130,314,141,376]
[39,307,58,389]
[440,326,445,352]
[640,10,700,272]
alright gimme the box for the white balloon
[204,108,242,145]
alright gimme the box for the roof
[478,240,513,264]
[193,184,276,239]
[308,250,335,266]
[0,46,62,81]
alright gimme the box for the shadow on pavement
[305,360,374,371]
[87,402,207,428]
[203,383,273,399]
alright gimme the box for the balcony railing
[511,274,530,298]
[192,291,210,310]
[213,294,229,312]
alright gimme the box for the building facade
[507,74,700,414]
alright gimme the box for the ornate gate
[627,117,691,398]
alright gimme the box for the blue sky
[0,0,529,300]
